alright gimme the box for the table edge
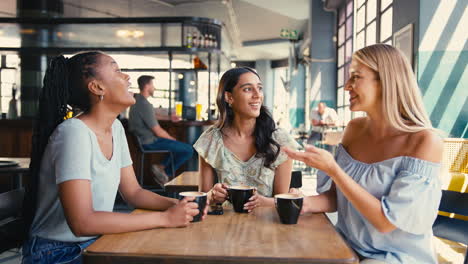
[83,250,359,264]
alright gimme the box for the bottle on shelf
[212,34,217,49]
[198,31,204,48]
[193,30,199,48]
[204,34,210,48]
[186,31,193,48]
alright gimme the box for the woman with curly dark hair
[194,67,299,212]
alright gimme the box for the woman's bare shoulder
[406,129,443,163]
[341,117,367,146]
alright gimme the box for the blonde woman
[284,44,442,264]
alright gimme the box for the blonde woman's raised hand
[283,145,338,176]
[163,197,199,227]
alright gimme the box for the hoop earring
[99,95,104,101]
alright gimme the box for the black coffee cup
[275,193,303,224]
[178,191,207,222]
[228,186,256,213]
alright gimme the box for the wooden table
[83,206,358,264]
[0,157,30,189]
[164,171,199,194]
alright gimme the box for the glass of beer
[195,103,203,121]
[175,101,183,117]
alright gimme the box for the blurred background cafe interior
[0,0,466,263]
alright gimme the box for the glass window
[345,107,352,125]
[345,40,353,62]
[339,25,345,45]
[380,7,393,41]
[338,46,345,67]
[384,39,392,45]
[357,7,365,31]
[6,54,19,68]
[164,23,182,47]
[339,7,346,25]
[357,0,366,8]
[381,0,392,11]
[338,87,344,107]
[338,108,344,123]
[356,31,365,50]
[344,63,350,83]
[344,88,350,105]
[366,0,377,22]
[347,0,354,17]
[366,22,376,45]
[336,0,354,127]
[338,68,344,86]
[0,67,18,114]
[346,18,353,39]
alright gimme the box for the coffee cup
[178,191,207,222]
[274,193,303,224]
[228,186,256,213]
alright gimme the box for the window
[354,0,393,50]
[272,67,291,130]
[336,0,354,127]
[336,0,393,126]
[380,5,393,43]
[0,54,19,116]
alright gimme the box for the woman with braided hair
[22,52,205,264]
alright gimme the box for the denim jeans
[22,236,97,264]
[143,138,194,176]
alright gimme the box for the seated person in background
[128,75,193,184]
[22,52,203,263]
[307,101,339,146]
[284,44,443,264]
[194,67,300,212]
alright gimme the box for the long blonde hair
[353,44,433,133]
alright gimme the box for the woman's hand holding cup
[163,196,199,227]
[243,192,266,213]
[209,183,229,204]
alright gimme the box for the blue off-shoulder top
[317,144,441,264]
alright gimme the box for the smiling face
[345,59,381,112]
[93,54,135,108]
[225,72,264,119]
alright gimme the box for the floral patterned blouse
[194,126,300,197]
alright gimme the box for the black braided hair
[23,51,102,238]
[215,67,280,168]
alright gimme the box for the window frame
[336,0,394,126]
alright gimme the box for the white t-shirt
[311,107,339,132]
[31,118,132,242]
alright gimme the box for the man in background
[129,75,193,185]
[307,102,339,147]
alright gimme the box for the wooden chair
[433,138,468,263]
[0,188,25,254]
[131,134,175,188]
